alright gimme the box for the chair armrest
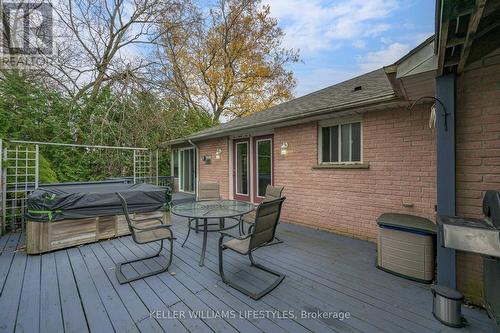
[132,216,167,225]
[219,231,251,241]
[132,223,172,232]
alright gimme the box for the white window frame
[318,116,363,165]
[235,141,249,196]
[255,138,273,199]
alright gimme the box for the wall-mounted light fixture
[215,148,222,160]
[202,155,212,164]
[280,142,288,156]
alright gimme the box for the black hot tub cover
[26,183,171,222]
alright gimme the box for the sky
[261,0,435,97]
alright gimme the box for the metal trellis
[0,140,39,234]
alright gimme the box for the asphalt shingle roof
[176,68,395,142]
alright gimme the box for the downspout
[188,139,199,199]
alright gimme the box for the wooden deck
[0,216,495,333]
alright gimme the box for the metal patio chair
[182,182,222,247]
[240,185,284,244]
[219,197,286,300]
[115,192,175,284]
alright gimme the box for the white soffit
[396,41,438,79]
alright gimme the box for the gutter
[162,92,398,146]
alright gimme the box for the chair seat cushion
[224,238,250,254]
[135,227,172,243]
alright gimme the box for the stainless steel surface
[440,216,500,258]
[432,287,464,328]
[436,191,500,329]
[437,191,500,257]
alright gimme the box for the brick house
[165,2,500,306]
[168,65,436,232]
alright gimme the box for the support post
[436,73,457,289]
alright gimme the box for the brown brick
[455,63,500,304]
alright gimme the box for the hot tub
[25,182,171,254]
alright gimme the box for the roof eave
[161,92,399,146]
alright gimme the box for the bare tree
[40,0,193,102]
[159,0,299,122]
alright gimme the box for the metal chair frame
[115,192,175,284]
[218,197,286,300]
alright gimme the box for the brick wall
[195,83,498,305]
[455,62,500,305]
[274,104,437,241]
[197,137,230,199]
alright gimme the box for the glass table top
[171,200,254,219]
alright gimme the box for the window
[320,121,361,163]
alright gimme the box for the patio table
[171,200,254,266]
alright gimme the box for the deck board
[16,254,41,333]
[171,227,341,332]
[67,247,116,333]
[120,236,239,333]
[0,233,21,295]
[54,250,90,333]
[88,243,164,333]
[0,248,26,333]
[0,215,496,333]
[100,240,188,333]
[79,245,140,332]
[172,224,410,333]
[40,252,65,333]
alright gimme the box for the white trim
[228,138,234,199]
[249,139,254,202]
[235,141,249,196]
[255,138,273,199]
[318,116,363,165]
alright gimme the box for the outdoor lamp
[280,142,288,156]
[215,148,222,159]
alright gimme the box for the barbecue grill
[437,190,500,327]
